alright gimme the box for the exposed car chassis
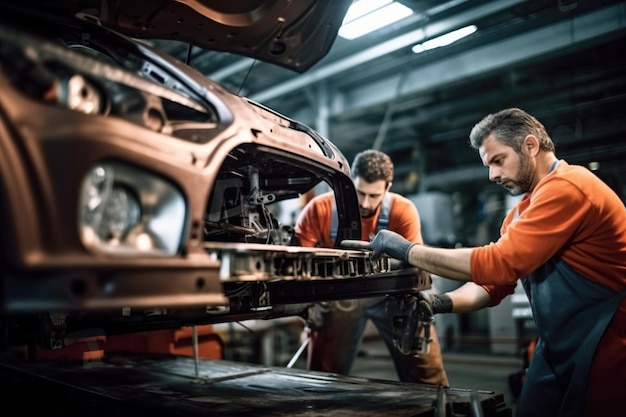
[4,242,429,348]
[0,2,430,354]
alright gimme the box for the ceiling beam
[249,3,625,117]
[249,0,528,104]
[333,3,626,117]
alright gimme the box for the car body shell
[0,1,427,347]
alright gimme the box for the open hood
[7,0,353,73]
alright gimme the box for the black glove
[418,292,453,316]
[368,229,417,262]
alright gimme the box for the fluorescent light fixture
[343,0,392,23]
[339,0,413,40]
[412,25,478,53]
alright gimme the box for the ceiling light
[412,25,478,53]
[588,161,600,171]
[343,0,392,23]
[339,1,413,40]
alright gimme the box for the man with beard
[294,149,449,386]
[359,108,626,416]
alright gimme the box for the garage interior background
[152,0,626,352]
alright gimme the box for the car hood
[6,0,352,73]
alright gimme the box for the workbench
[0,348,511,416]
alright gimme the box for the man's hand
[368,229,417,262]
[418,292,453,316]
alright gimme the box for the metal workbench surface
[0,349,511,416]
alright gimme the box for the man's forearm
[407,245,473,281]
[446,282,491,313]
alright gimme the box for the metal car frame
[0,4,428,350]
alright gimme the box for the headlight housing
[78,162,186,256]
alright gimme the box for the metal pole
[286,334,310,369]
[192,326,199,378]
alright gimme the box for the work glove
[368,229,418,263]
[418,292,453,316]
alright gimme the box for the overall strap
[376,193,392,232]
[548,159,560,173]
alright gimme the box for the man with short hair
[295,149,449,385]
[366,108,626,416]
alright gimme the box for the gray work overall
[517,258,625,417]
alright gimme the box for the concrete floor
[350,338,523,415]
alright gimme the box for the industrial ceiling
[153,0,626,201]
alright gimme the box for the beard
[499,153,534,196]
[360,207,376,218]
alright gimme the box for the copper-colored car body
[0,1,427,347]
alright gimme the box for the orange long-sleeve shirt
[471,160,626,301]
[295,191,422,248]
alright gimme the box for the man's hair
[351,149,394,184]
[469,107,556,153]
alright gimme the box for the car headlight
[78,162,186,256]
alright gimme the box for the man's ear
[523,135,540,156]
[386,182,393,192]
